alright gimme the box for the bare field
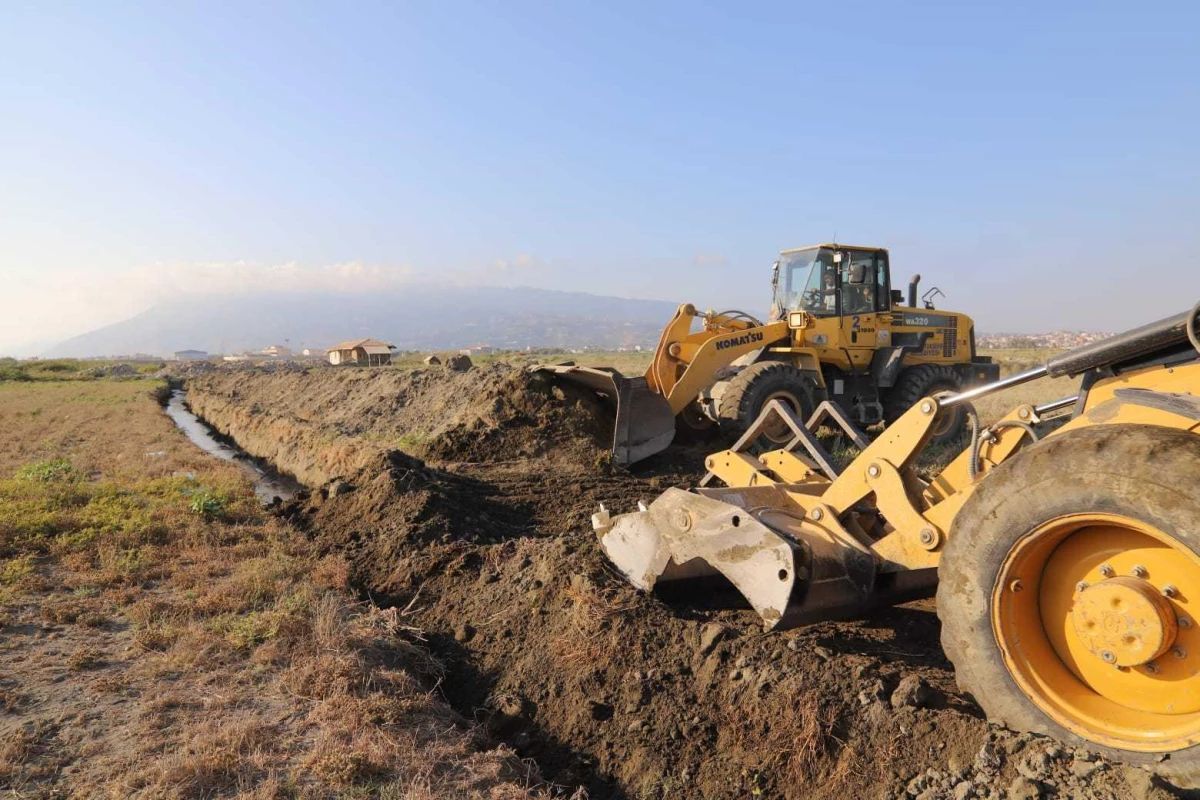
[0,380,547,799]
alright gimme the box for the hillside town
[977,330,1112,350]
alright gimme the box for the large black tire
[884,364,965,445]
[938,424,1200,783]
[717,361,816,448]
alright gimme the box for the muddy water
[164,389,303,504]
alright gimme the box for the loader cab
[773,244,892,319]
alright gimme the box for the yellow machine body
[595,305,1200,764]
[537,243,998,465]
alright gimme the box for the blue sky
[2,1,1198,353]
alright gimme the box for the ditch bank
[181,364,1181,800]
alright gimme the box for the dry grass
[0,378,554,798]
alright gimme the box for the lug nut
[919,529,935,545]
[1100,650,1117,664]
[1145,662,1161,675]
[810,508,823,521]
[1010,580,1024,593]
[1076,581,1089,592]
[1181,617,1194,629]
[1132,565,1148,579]
[1099,564,1115,578]
[1163,584,1179,598]
[1174,646,1188,659]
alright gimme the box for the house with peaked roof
[326,338,396,367]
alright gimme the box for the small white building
[173,350,209,361]
[261,344,292,358]
[327,338,396,367]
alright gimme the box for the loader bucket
[593,486,880,629]
[532,365,676,466]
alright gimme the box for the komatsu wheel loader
[537,244,999,466]
[593,302,1200,777]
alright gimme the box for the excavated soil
[183,365,1186,800]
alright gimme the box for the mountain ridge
[41,286,687,358]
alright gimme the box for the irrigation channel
[163,388,303,504]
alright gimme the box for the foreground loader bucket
[532,365,676,466]
[594,486,878,629]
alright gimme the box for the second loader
[593,302,1200,778]
[536,243,999,467]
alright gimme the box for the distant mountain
[42,286,683,358]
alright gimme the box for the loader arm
[644,303,790,414]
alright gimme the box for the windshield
[773,248,838,316]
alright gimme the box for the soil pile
[184,364,612,486]
[179,366,1183,800]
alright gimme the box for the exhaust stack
[908,274,921,307]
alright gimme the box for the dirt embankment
[184,363,612,487]
[181,364,1183,800]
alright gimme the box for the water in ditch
[164,389,303,504]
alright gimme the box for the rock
[857,679,887,706]
[813,645,834,660]
[1070,758,1100,778]
[627,719,644,733]
[906,774,930,795]
[698,623,726,656]
[975,741,1004,774]
[1006,776,1041,800]
[328,480,354,497]
[423,354,441,365]
[735,656,750,669]
[953,780,975,800]
[1018,751,1051,781]
[891,674,935,709]
[446,354,474,372]
[453,623,476,643]
[915,790,938,800]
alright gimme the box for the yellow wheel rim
[760,390,802,444]
[992,513,1200,751]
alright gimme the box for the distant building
[173,350,209,361]
[301,348,323,358]
[261,344,292,358]
[327,338,397,367]
[459,344,495,356]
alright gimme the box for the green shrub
[189,491,230,520]
[15,459,74,482]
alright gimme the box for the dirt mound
[178,366,1178,799]
[184,364,613,486]
[313,470,1162,800]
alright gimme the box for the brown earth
[182,364,1189,800]
[0,380,554,799]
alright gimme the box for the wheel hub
[1071,576,1178,667]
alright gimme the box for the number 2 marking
[852,315,861,330]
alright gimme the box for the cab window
[839,251,880,315]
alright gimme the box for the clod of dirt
[445,354,474,372]
[891,673,935,709]
[423,354,442,365]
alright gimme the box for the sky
[2,1,1198,354]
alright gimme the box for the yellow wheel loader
[592,303,1200,776]
[536,244,999,466]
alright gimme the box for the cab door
[837,249,886,373]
